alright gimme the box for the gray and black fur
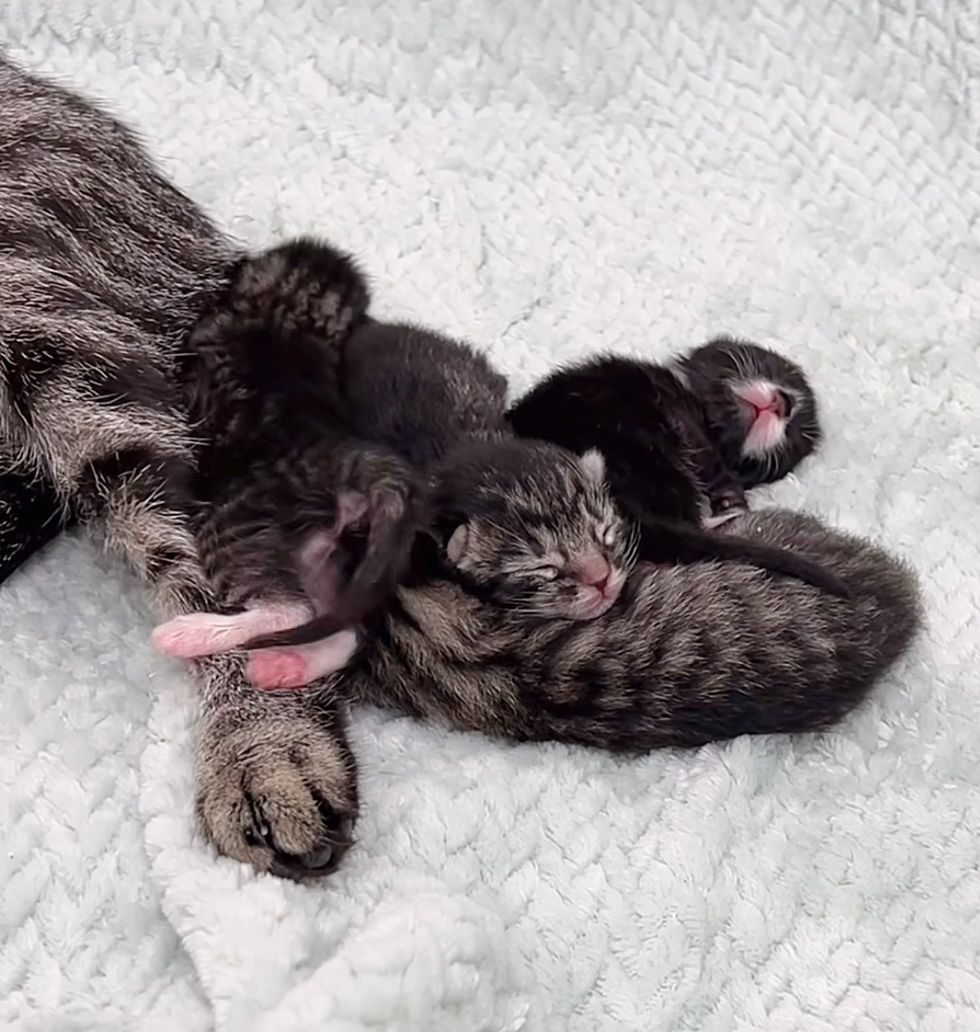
[335,509,921,749]
[185,242,424,634]
[0,56,365,880]
[236,289,636,650]
[507,343,846,596]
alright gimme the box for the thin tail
[637,516,852,598]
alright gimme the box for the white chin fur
[742,413,787,457]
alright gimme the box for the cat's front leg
[195,652,358,878]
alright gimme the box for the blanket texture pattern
[1,1,978,1029]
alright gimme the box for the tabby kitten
[279,509,921,755]
[243,438,633,688]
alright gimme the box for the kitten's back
[341,320,508,469]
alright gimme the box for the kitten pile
[154,239,856,687]
[149,240,920,847]
[0,54,921,880]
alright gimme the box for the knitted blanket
[2,1,977,1029]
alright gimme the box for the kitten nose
[579,554,611,593]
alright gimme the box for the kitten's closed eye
[530,564,560,581]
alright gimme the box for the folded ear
[445,522,471,565]
[579,448,606,483]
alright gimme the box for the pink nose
[578,554,611,593]
[750,388,790,420]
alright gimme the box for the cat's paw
[196,696,357,879]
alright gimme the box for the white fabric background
[1,1,978,1029]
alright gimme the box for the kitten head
[677,336,821,487]
[432,439,634,620]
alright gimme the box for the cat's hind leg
[153,600,313,658]
[247,630,360,689]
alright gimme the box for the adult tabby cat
[0,55,365,878]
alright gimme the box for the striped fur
[0,57,361,878]
[336,509,921,748]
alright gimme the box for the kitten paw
[703,509,745,529]
[247,630,359,689]
[153,603,312,659]
[152,613,224,658]
[248,650,310,689]
[704,486,748,529]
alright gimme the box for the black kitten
[507,338,845,595]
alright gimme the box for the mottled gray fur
[0,56,363,878]
[336,509,921,749]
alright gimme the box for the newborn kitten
[338,320,631,620]
[152,243,424,671]
[154,243,631,679]
[322,508,921,748]
[239,316,635,668]
[246,438,634,687]
[675,336,821,488]
[506,340,846,595]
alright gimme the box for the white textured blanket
[2,2,978,1029]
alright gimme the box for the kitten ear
[445,522,471,565]
[579,448,606,483]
